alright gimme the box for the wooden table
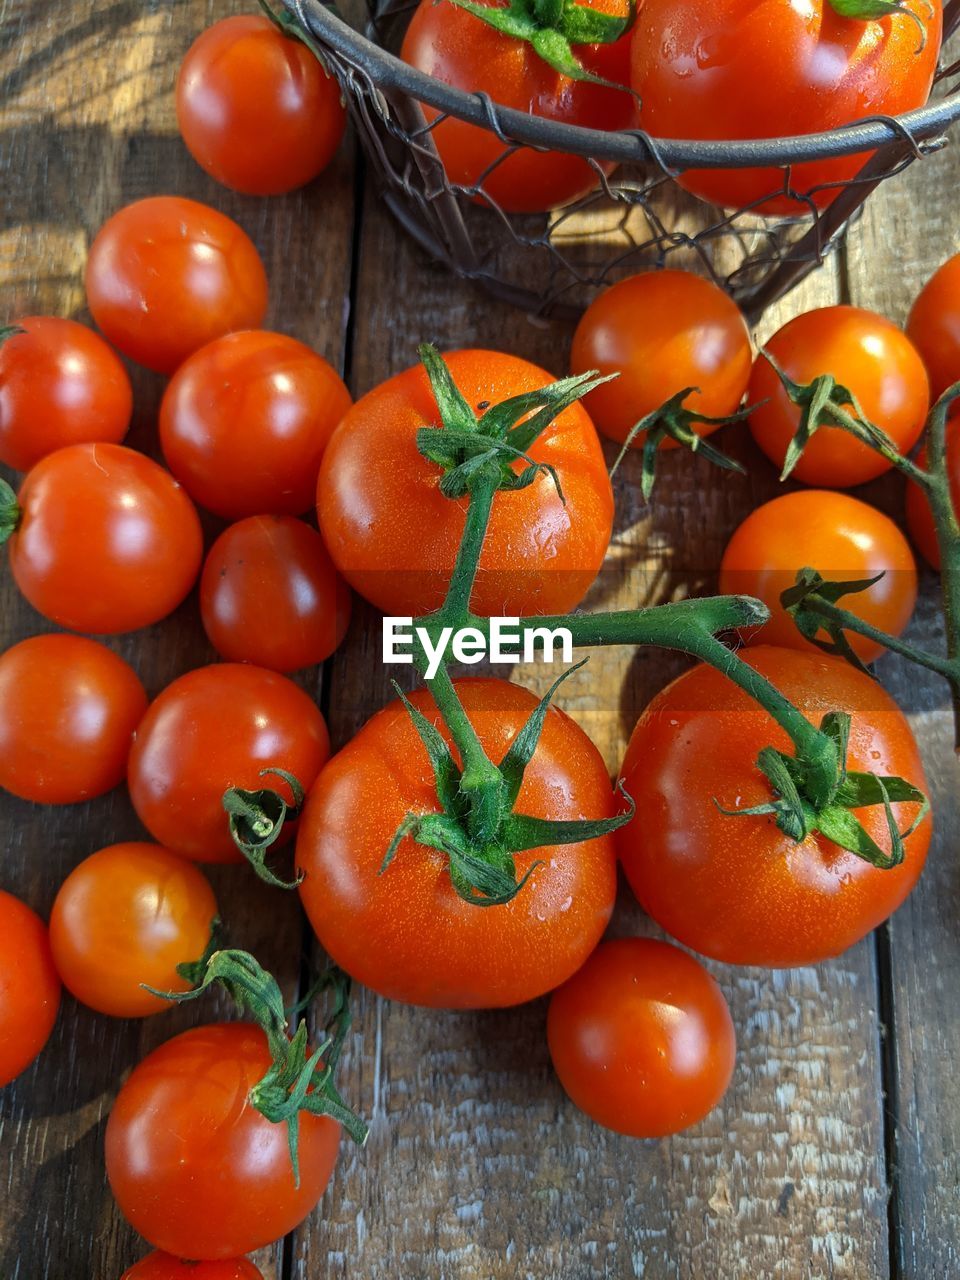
[3,3,960,1277]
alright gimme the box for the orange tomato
[907,254,960,400]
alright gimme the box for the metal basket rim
[291,0,960,169]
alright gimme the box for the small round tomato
[297,678,618,1008]
[122,1255,263,1280]
[85,197,268,374]
[631,0,941,216]
[0,317,132,471]
[200,516,351,672]
[318,349,613,616]
[5,443,203,634]
[570,270,752,447]
[128,664,330,863]
[547,938,736,1137]
[400,0,636,213]
[907,254,960,401]
[0,890,60,1087]
[719,490,918,663]
[50,843,217,1018]
[749,307,930,487]
[160,331,351,519]
[106,1022,340,1260]
[904,417,960,568]
[0,634,147,804]
[177,15,346,196]
[617,646,931,967]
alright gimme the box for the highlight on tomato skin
[121,1253,265,1280]
[0,889,61,1088]
[547,938,736,1138]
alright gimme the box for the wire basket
[287,0,960,322]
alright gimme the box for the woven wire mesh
[289,0,960,322]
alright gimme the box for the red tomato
[317,349,613,616]
[6,443,203,634]
[907,254,960,400]
[177,15,346,196]
[85,197,268,374]
[400,0,636,213]
[297,678,618,1008]
[0,317,132,471]
[160,331,351,519]
[631,0,941,215]
[0,634,146,804]
[0,890,60,1087]
[128,664,330,863]
[547,938,736,1137]
[122,1255,263,1280]
[106,1022,340,1260]
[570,270,752,447]
[719,490,918,663]
[200,515,351,672]
[904,417,960,568]
[50,843,217,1018]
[617,646,931,966]
[749,307,929,487]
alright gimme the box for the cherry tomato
[85,197,268,374]
[317,349,613,616]
[177,15,346,196]
[0,317,132,471]
[400,0,636,213]
[719,490,918,663]
[160,331,351,519]
[50,843,217,1018]
[905,418,960,568]
[121,1255,263,1280]
[0,890,60,1087]
[200,515,351,672]
[0,634,147,804]
[6,443,203,634]
[907,254,960,400]
[106,1022,340,1260]
[749,307,929,487]
[547,938,736,1137]
[570,270,752,447]
[128,664,330,863]
[297,678,618,1008]
[617,646,931,967]
[630,0,941,216]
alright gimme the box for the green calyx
[0,477,21,545]
[446,0,635,84]
[150,948,368,1183]
[781,568,886,675]
[222,768,306,889]
[827,0,930,52]
[380,666,636,906]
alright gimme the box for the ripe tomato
[177,15,346,196]
[547,938,735,1137]
[630,0,941,216]
[50,843,217,1018]
[570,270,752,447]
[749,307,929,487]
[122,1255,263,1280]
[297,678,618,1008]
[907,254,960,400]
[85,197,268,374]
[106,1022,340,1259]
[5,443,203,634]
[0,317,132,471]
[200,516,352,672]
[128,664,330,863]
[617,646,931,967]
[719,490,918,664]
[0,890,60,1087]
[160,331,351,519]
[904,417,960,568]
[0,634,147,804]
[318,349,613,616]
[400,0,636,213]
